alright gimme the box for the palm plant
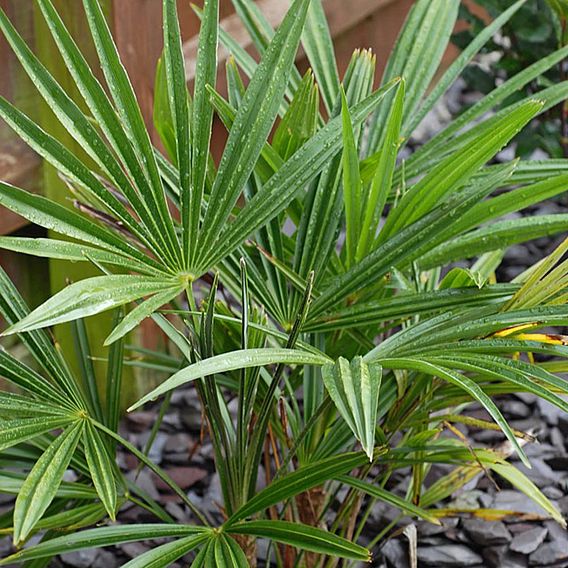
[1,0,568,565]
[0,264,213,551]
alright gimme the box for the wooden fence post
[0,1,46,311]
[32,0,140,401]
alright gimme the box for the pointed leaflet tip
[2,321,24,336]
[322,356,381,462]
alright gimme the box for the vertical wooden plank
[111,0,164,143]
[111,0,237,148]
[32,0,134,393]
[0,1,38,120]
[109,0,167,365]
[0,1,47,308]
[0,0,41,214]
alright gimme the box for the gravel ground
[376,395,568,568]
[376,78,568,568]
